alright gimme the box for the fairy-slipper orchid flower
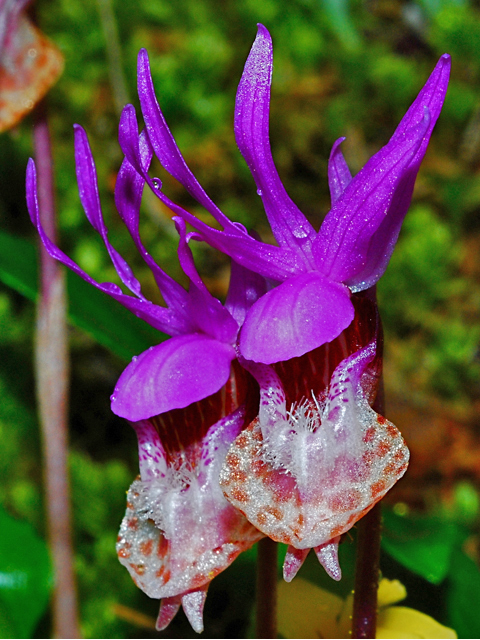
[0,0,63,132]
[27,123,266,634]
[124,25,449,365]
[26,124,266,422]
[117,364,264,633]
[220,296,409,582]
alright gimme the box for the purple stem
[33,99,81,639]
[255,537,278,638]
[351,373,385,638]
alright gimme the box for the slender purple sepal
[234,24,315,261]
[315,54,450,290]
[225,257,268,327]
[74,125,144,297]
[114,133,191,314]
[313,108,432,285]
[173,217,239,344]
[26,158,187,336]
[137,48,238,233]
[118,103,301,282]
[328,137,352,204]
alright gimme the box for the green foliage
[0,505,53,639]
[382,509,462,584]
[446,547,480,638]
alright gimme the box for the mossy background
[1,0,480,637]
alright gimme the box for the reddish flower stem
[351,376,385,638]
[33,99,81,639]
[255,537,278,638]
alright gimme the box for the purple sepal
[315,54,450,290]
[225,257,268,327]
[234,24,316,261]
[114,133,191,314]
[74,125,144,297]
[173,217,239,344]
[118,103,301,282]
[26,158,187,336]
[239,271,354,364]
[328,137,352,204]
[137,48,237,233]
[313,108,432,285]
[111,333,236,420]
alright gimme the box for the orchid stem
[351,373,385,639]
[33,99,81,639]
[351,502,382,638]
[255,537,278,638]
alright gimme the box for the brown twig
[255,537,278,638]
[33,99,81,639]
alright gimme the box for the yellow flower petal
[377,606,457,639]
[277,577,344,639]
[377,578,407,607]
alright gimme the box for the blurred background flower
[1,0,480,637]
[277,576,457,638]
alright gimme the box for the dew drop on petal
[292,225,308,239]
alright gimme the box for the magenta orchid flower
[120,24,449,367]
[220,296,409,582]
[26,123,267,633]
[117,365,264,633]
[0,0,63,132]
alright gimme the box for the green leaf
[382,509,461,584]
[0,230,163,361]
[0,231,37,301]
[0,504,53,638]
[446,547,480,638]
[321,0,362,51]
[67,271,163,361]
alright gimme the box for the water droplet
[110,394,116,402]
[292,226,308,239]
[256,189,263,197]
[152,177,162,190]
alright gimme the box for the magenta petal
[235,24,315,261]
[239,272,354,364]
[111,334,236,420]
